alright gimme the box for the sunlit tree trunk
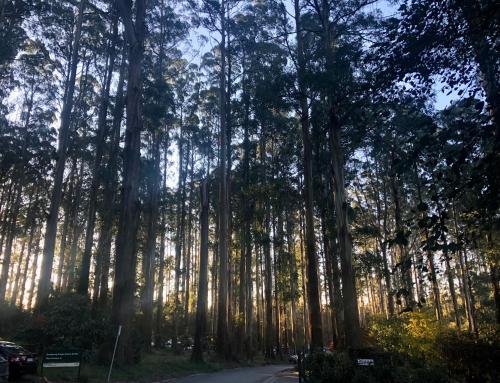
[78,13,119,296]
[294,0,323,351]
[37,0,86,309]
[112,0,147,363]
[192,179,209,362]
[141,128,161,351]
[216,0,230,359]
[94,48,126,307]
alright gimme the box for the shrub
[306,349,450,383]
[369,312,444,365]
[16,292,110,353]
[307,351,354,383]
[369,312,500,382]
[438,330,500,382]
[0,301,30,339]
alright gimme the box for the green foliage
[391,366,449,383]
[17,293,110,352]
[437,330,500,382]
[0,301,31,339]
[369,313,500,382]
[306,349,450,383]
[369,312,444,364]
[307,351,354,383]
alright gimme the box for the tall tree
[36,0,86,309]
[111,0,147,363]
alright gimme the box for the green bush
[369,312,445,364]
[16,292,110,353]
[438,330,500,382]
[368,312,500,382]
[307,351,354,383]
[0,301,30,339]
[306,349,450,383]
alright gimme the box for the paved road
[175,364,298,383]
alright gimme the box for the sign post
[107,325,122,383]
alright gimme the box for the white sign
[357,358,375,366]
[43,362,80,368]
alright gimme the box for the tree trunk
[328,112,361,348]
[10,235,27,305]
[28,228,42,311]
[192,179,209,362]
[112,0,147,364]
[173,122,186,352]
[37,0,86,309]
[390,164,415,308]
[141,127,161,352]
[155,148,169,345]
[294,0,323,351]
[299,212,310,347]
[0,182,21,301]
[444,246,461,328]
[55,189,72,290]
[94,46,126,307]
[19,224,37,307]
[452,202,477,333]
[184,149,195,329]
[320,202,339,347]
[415,173,442,319]
[78,13,118,296]
[377,168,395,317]
[285,211,297,353]
[216,0,230,359]
[240,78,253,358]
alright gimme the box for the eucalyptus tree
[139,0,187,351]
[298,0,383,348]
[36,0,87,309]
[0,39,57,302]
[112,0,148,363]
[78,5,121,297]
[289,0,324,351]
[189,0,239,359]
[378,2,500,309]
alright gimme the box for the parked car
[0,355,8,382]
[0,342,38,378]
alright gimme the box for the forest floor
[36,350,294,383]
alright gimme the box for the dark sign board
[43,350,81,368]
[42,350,81,380]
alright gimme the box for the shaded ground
[31,351,223,382]
[15,351,296,383]
[175,365,297,383]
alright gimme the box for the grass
[41,350,224,382]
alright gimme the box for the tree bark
[390,163,415,308]
[112,0,147,364]
[294,0,323,351]
[37,0,86,309]
[0,182,21,301]
[94,46,126,307]
[78,13,118,296]
[192,179,209,362]
[141,126,161,351]
[216,0,230,359]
